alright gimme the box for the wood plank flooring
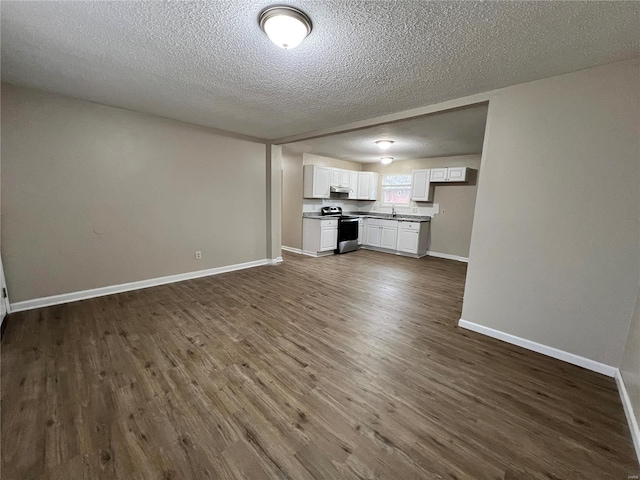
[2,250,638,479]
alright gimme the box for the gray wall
[281,150,362,250]
[1,84,267,302]
[281,147,303,250]
[302,153,363,171]
[621,288,640,432]
[369,155,480,258]
[462,58,640,368]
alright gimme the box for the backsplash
[302,198,439,217]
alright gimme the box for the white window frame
[380,173,412,207]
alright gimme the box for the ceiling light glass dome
[259,6,312,49]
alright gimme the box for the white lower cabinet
[365,223,382,246]
[320,225,338,251]
[380,227,398,250]
[364,218,429,257]
[303,216,430,258]
[302,218,338,256]
[397,229,419,253]
[364,218,398,250]
[397,222,429,256]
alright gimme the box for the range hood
[330,186,350,194]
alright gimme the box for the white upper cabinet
[348,170,359,199]
[331,168,341,187]
[368,172,379,200]
[430,168,448,182]
[446,167,468,182]
[357,172,371,200]
[429,167,472,183]
[339,169,350,187]
[331,168,351,188]
[411,169,433,202]
[303,165,332,198]
[357,172,378,200]
[305,165,378,200]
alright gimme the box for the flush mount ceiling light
[259,6,312,49]
[375,140,394,150]
[380,157,394,165]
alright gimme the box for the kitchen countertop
[303,212,431,222]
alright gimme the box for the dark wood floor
[2,250,637,479]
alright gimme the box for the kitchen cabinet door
[314,167,332,197]
[358,172,372,199]
[358,225,363,245]
[430,168,448,182]
[368,172,379,200]
[398,229,419,253]
[331,168,341,187]
[446,167,467,182]
[381,226,398,250]
[349,171,359,199]
[365,224,381,246]
[411,169,432,201]
[340,169,350,187]
[303,165,332,198]
[320,227,338,251]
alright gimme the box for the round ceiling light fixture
[380,157,394,165]
[259,6,312,49]
[375,140,394,150]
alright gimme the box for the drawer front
[321,219,338,228]
[366,218,398,228]
[401,222,421,230]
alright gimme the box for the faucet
[391,204,396,217]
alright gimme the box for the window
[381,174,412,206]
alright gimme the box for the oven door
[337,217,359,253]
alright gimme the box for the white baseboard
[281,246,303,255]
[427,251,469,263]
[10,259,270,312]
[458,319,617,377]
[268,257,284,265]
[300,250,333,258]
[615,370,640,464]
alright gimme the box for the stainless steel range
[320,206,359,254]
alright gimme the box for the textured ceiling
[285,104,488,163]
[1,1,638,139]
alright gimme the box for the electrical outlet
[195,251,202,259]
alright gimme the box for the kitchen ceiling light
[375,140,394,150]
[259,6,312,49]
[380,157,394,165]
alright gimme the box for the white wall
[1,84,268,303]
[462,58,640,368]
